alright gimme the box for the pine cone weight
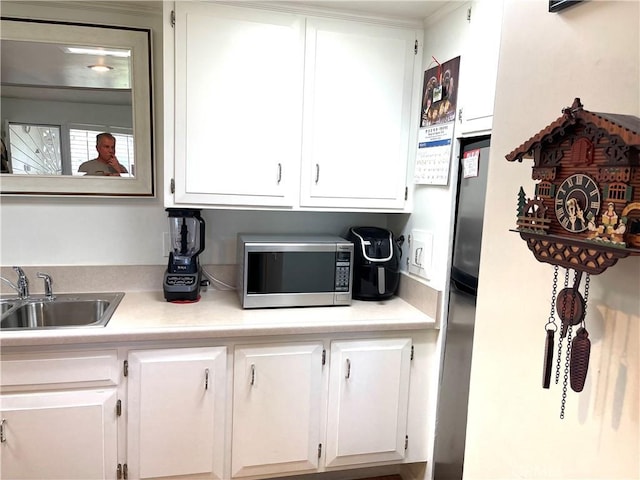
[570,327,591,392]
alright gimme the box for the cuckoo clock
[506,98,640,418]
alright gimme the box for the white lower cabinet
[231,343,324,478]
[0,350,120,480]
[0,389,118,480]
[230,338,414,478]
[126,347,227,480]
[0,334,423,480]
[325,338,412,468]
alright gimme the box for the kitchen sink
[0,293,124,330]
[0,301,14,315]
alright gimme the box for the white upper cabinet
[172,3,305,207]
[457,1,504,135]
[166,2,422,211]
[300,18,418,210]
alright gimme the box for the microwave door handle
[377,266,385,295]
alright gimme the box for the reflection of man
[78,133,128,176]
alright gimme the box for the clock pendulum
[542,266,559,390]
[544,266,592,418]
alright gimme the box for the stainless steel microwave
[237,234,354,309]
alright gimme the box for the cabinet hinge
[123,360,129,377]
[116,399,122,417]
[117,463,128,479]
[318,443,322,458]
[322,349,326,366]
[405,186,408,201]
[414,39,418,55]
[170,178,175,194]
[170,10,176,28]
[467,6,472,22]
[410,345,414,361]
[405,435,409,450]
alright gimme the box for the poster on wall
[414,56,460,185]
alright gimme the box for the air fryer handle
[377,266,385,295]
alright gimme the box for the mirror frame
[0,17,154,197]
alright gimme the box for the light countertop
[0,290,436,348]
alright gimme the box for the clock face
[555,174,601,233]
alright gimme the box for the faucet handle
[12,266,29,299]
[36,272,54,300]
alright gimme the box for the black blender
[163,208,205,302]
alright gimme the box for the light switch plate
[409,229,433,280]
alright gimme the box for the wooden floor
[361,476,402,480]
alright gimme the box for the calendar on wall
[414,123,454,185]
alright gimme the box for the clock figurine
[554,173,600,233]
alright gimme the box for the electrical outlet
[163,232,171,257]
[408,230,432,280]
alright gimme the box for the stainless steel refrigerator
[433,136,490,480]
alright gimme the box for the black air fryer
[347,227,401,301]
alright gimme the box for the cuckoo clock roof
[505,98,640,163]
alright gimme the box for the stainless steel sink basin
[0,301,14,315]
[0,292,124,330]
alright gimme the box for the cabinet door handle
[277,163,282,184]
[205,368,210,390]
[250,364,256,386]
[345,358,351,379]
[315,164,320,184]
[0,419,6,443]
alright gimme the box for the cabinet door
[301,18,419,210]
[458,1,503,134]
[0,389,118,480]
[126,347,227,480]
[232,343,324,478]
[326,338,412,467]
[173,3,305,206]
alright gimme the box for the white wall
[390,2,470,294]
[464,1,639,479]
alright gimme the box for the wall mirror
[0,17,154,196]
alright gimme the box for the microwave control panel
[335,250,352,292]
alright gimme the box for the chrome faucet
[14,267,29,299]
[37,272,54,300]
[0,267,30,299]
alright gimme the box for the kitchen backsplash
[0,265,439,319]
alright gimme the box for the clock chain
[555,268,571,385]
[560,270,582,419]
[560,323,574,419]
